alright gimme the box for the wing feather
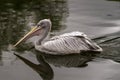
[36,31,102,55]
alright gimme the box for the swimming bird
[14,19,102,55]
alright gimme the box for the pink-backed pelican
[14,19,102,55]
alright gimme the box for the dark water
[0,0,120,80]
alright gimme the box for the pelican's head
[14,19,51,47]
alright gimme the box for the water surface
[0,0,120,80]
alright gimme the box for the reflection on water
[36,51,92,67]
[13,49,93,80]
[14,53,53,80]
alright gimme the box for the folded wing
[36,31,102,55]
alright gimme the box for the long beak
[14,26,41,47]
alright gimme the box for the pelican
[14,19,102,55]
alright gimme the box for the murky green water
[0,0,120,80]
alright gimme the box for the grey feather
[35,31,102,55]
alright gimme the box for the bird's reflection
[35,50,98,68]
[13,49,99,80]
[14,53,53,80]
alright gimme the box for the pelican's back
[36,31,102,55]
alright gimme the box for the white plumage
[35,31,102,55]
[14,19,103,55]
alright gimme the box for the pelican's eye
[37,19,51,29]
[37,22,45,28]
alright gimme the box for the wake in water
[92,31,120,62]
